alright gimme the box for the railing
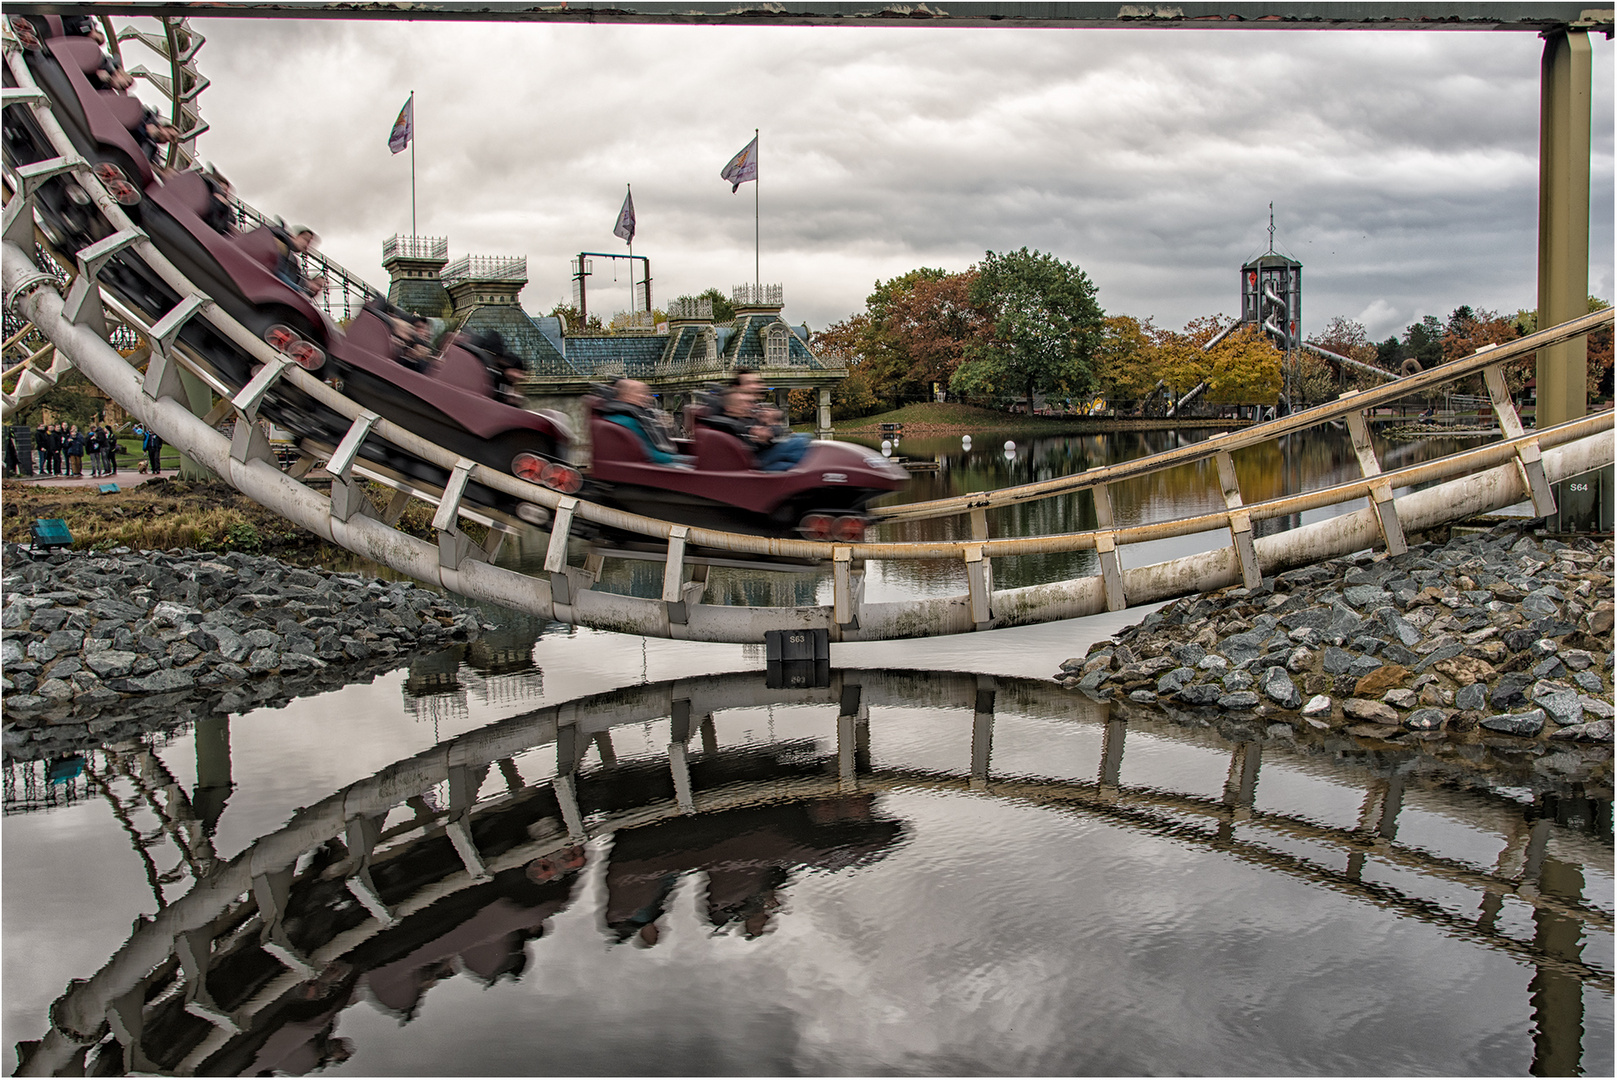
[442,254,527,286]
[733,282,782,307]
[667,296,713,320]
[382,233,447,262]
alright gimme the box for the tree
[1143,316,1282,407]
[1306,316,1388,397]
[859,268,955,405]
[810,315,882,419]
[1402,315,1445,370]
[545,303,603,334]
[1093,314,1159,402]
[877,270,987,398]
[950,248,1104,412]
[693,287,736,323]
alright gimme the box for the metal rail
[3,18,1612,644]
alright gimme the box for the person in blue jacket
[602,379,694,468]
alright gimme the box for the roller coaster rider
[598,378,694,468]
[269,222,328,298]
[697,371,811,472]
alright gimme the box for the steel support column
[1536,29,1591,432]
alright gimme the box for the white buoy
[882,444,892,457]
[1004,440,1015,452]
[961,435,972,448]
[881,439,892,451]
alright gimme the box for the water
[7,425,1608,1076]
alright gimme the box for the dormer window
[764,323,789,366]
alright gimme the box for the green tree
[950,248,1104,412]
[546,303,604,334]
[1402,315,1445,370]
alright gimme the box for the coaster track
[3,15,1612,643]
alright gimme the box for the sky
[147,12,1614,341]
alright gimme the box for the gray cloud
[185,18,1611,340]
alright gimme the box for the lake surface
[7,425,1605,1076]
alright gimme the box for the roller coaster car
[129,171,576,506]
[18,34,154,202]
[585,396,908,541]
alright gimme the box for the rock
[1433,656,1496,686]
[1579,695,1614,719]
[1572,670,1605,694]
[1346,722,1403,740]
[1549,719,1613,742]
[1561,649,1594,672]
[1415,644,1465,672]
[1285,647,1314,674]
[1404,708,1448,731]
[1342,585,1390,608]
[1480,709,1546,737]
[1321,646,1355,675]
[1129,690,1158,704]
[1532,686,1584,726]
[1354,664,1411,698]
[1156,666,1193,695]
[1383,688,1417,709]
[1223,671,1254,692]
[1261,667,1302,709]
[1301,694,1332,718]
[1218,691,1261,710]
[1178,683,1222,706]
[1343,698,1401,724]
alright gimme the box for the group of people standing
[26,421,124,478]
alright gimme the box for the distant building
[381,237,843,437]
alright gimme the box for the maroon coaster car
[586,397,908,541]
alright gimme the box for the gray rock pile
[2,543,488,731]
[1059,524,1614,752]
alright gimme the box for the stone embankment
[1059,523,1614,787]
[2,544,491,751]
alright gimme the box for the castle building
[382,236,842,440]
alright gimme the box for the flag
[720,134,757,193]
[388,94,413,155]
[613,187,635,243]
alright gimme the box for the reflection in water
[6,669,1609,1076]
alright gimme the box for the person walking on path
[103,426,119,475]
[3,428,17,478]
[33,423,49,475]
[143,428,163,475]
[86,427,103,477]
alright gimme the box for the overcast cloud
[176,16,1612,340]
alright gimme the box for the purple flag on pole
[720,134,758,193]
[388,94,413,155]
[613,188,635,243]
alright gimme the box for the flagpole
[753,127,760,291]
[409,90,416,238]
[626,183,634,317]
